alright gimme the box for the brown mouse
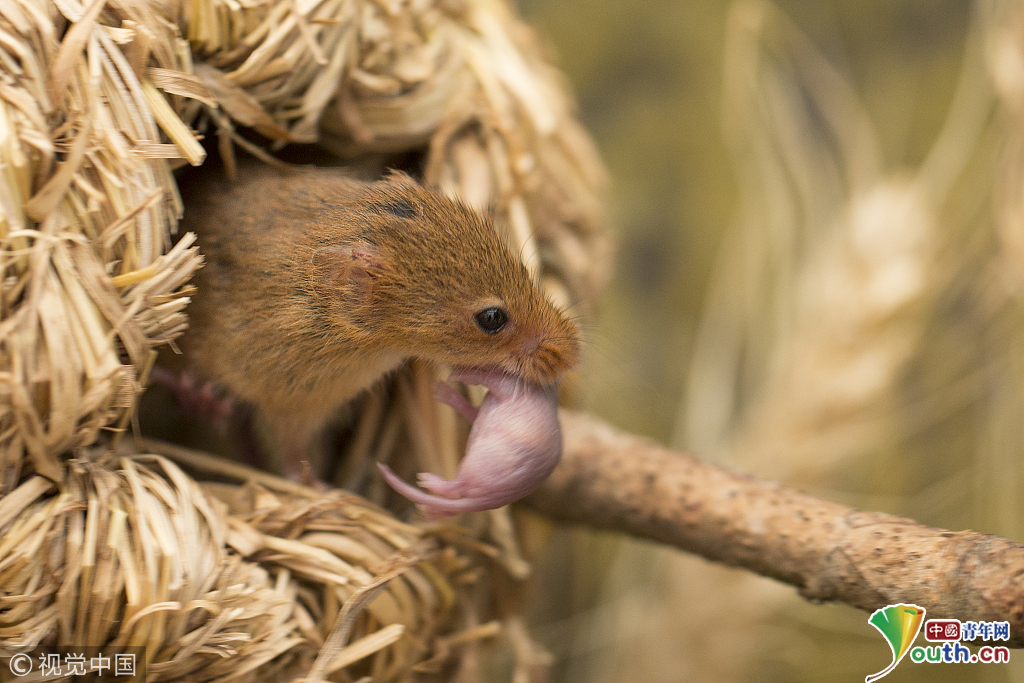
[172,163,579,500]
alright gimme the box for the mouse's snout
[518,328,580,384]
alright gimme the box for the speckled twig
[526,410,1024,646]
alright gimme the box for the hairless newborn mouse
[173,163,579,513]
[378,368,561,518]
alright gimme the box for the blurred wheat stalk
[565,1,1024,682]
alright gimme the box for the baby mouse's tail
[377,464,495,518]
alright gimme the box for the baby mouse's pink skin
[378,367,562,518]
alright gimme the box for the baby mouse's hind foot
[417,472,462,497]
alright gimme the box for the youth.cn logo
[866,604,1011,680]
[866,604,926,682]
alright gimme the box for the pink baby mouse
[378,367,562,518]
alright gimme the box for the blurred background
[511,0,1024,681]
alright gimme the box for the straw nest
[0,0,611,678]
[0,448,492,681]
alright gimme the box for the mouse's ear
[382,169,418,186]
[311,243,386,299]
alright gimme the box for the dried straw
[0,0,204,489]
[0,445,499,681]
[0,454,299,680]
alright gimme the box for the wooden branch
[525,410,1024,647]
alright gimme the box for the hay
[0,0,611,678]
[0,447,490,681]
[0,0,203,487]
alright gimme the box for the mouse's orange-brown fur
[175,164,579,472]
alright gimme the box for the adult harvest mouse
[173,163,579,510]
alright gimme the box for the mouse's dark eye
[475,307,508,334]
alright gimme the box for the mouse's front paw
[151,366,235,429]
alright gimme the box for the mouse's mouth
[511,352,569,385]
[447,364,515,386]
[516,329,579,384]
[448,364,562,391]
[440,365,557,405]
